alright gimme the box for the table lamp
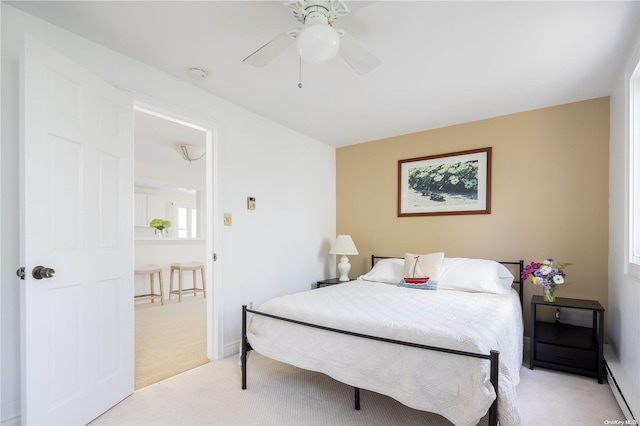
[329,235,359,281]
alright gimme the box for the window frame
[628,51,640,277]
[174,203,198,240]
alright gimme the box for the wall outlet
[247,197,256,210]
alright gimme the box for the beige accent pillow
[403,252,445,280]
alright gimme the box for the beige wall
[337,98,609,334]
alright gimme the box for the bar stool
[169,262,206,302]
[134,264,164,305]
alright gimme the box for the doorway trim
[132,97,222,361]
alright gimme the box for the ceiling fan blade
[243,32,296,67]
[338,30,381,75]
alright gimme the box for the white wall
[0,4,3,424]
[609,13,640,413]
[0,5,336,424]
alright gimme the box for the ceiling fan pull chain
[298,56,303,89]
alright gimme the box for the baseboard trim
[604,344,638,421]
[225,339,241,358]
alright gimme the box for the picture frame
[398,147,492,217]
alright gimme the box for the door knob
[32,265,55,280]
[16,267,25,280]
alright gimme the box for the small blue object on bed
[397,278,438,290]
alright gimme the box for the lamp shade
[297,24,340,64]
[329,235,358,255]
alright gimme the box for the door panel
[51,136,82,248]
[21,34,134,425]
[98,152,122,247]
[49,285,82,407]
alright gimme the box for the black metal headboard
[371,255,524,308]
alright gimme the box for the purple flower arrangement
[521,258,570,290]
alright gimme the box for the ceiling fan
[243,0,381,75]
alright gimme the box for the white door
[20,34,134,425]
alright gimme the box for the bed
[241,254,524,426]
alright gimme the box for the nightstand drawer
[537,343,597,371]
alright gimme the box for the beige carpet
[135,295,208,390]
[93,348,625,425]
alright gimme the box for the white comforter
[247,279,523,426]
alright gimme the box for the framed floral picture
[398,147,492,217]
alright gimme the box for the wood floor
[135,295,208,389]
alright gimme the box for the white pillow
[438,257,514,294]
[358,258,404,284]
[403,252,444,280]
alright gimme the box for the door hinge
[213,253,218,261]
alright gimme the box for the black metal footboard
[241,305,500,426]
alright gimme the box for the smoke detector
[188,67,208,80]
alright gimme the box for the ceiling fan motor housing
[286,0,349,25]
[305,9,330,27]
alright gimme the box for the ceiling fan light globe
[297,24,340,64]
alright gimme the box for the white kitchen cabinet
[134,193,165,227]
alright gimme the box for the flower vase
[156,230,163,239]
[543,287,556,303]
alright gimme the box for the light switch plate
[247,197,256,210]
[224,213,232,226]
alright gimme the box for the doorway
[132,105,212,389]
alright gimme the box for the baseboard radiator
[604,344,638,421]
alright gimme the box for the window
[629,56,640,272]
[176,205,197,239]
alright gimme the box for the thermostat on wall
[247,197,256,210]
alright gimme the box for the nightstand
[316,278,344,288]
[529,295,604,383]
